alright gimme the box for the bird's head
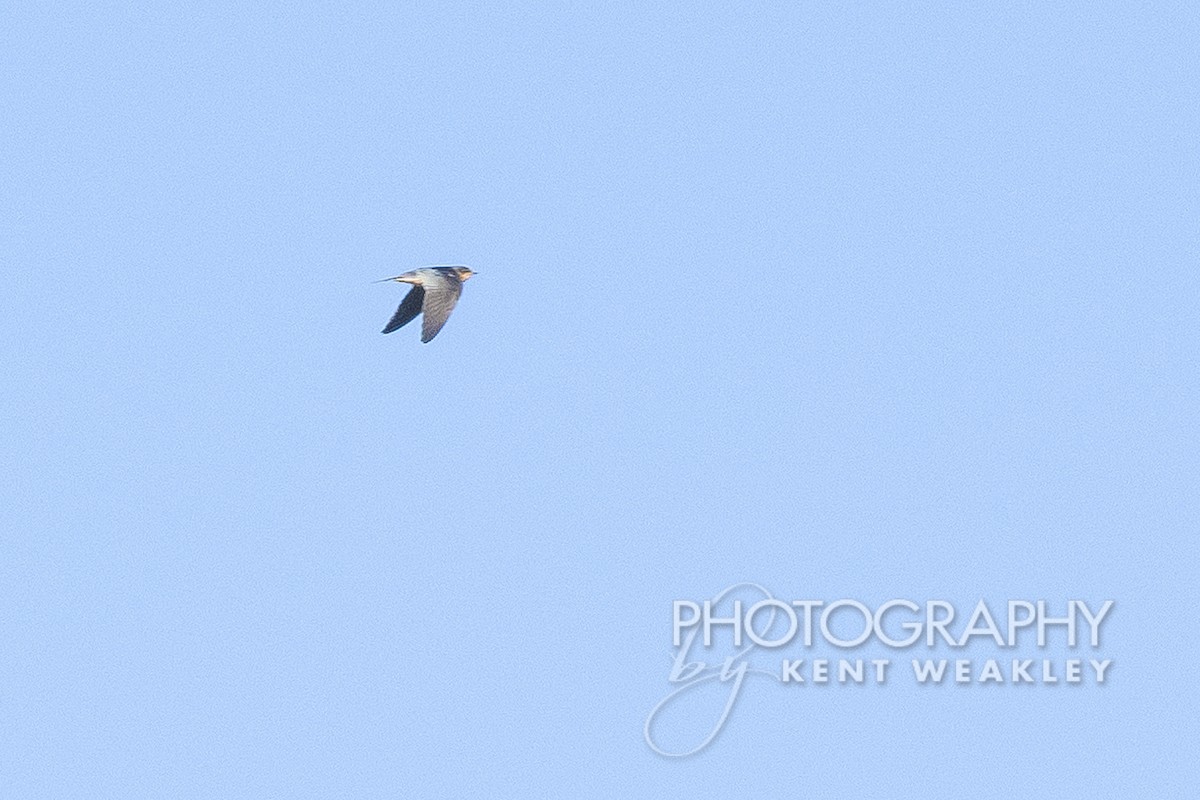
[454,266,476,281]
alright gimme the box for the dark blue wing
[382,285,424,334]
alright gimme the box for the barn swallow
[377,265,475,343]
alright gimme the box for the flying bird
[377,265,475,343]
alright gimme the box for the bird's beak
[373,276,401,283]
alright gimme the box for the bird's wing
[382,285,425,334]
[419,274,464,342]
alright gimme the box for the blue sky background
[3,2,1197,796]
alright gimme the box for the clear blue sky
[3,2,1197,796]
